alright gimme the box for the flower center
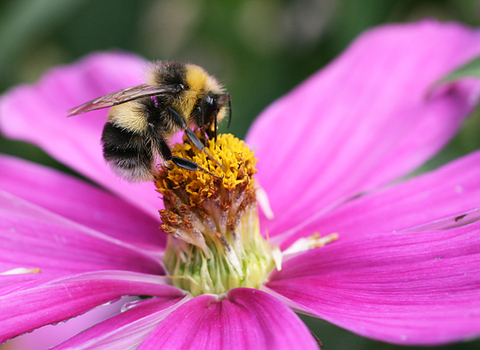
[155,133,274,296]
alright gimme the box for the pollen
[155,133,273,296]
[157,133,257,204]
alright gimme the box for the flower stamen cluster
[156,133,274,296]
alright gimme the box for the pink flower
[1,20,480,349]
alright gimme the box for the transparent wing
[67,84,179,117]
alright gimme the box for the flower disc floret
[156,133,273,296]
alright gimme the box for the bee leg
[166,107,222,167]
[171,157,221,178]
[184,128,222,167]
[151,124,221,178]
[214,109,218,141]
[166,106,221,167]
[226,92,232,129]
[184,128,206,149]
[167,107,187,129]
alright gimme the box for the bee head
[196,92,231,135]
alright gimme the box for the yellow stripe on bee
[171,64,207,120]
[185,64,208,92]
[108,102,147,134]
[204,75,224,95]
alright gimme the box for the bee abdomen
[101,122,154,182]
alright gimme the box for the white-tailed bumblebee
[67,61,231,182]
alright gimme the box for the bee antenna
[214,109,218,142]
[226,93,232,129]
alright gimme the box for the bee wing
[66,84,179,117]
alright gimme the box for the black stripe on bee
[101,122,154,181]
[150,61,188,87]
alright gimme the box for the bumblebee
[67,61,231,182]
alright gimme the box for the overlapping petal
[0,52,159,218]
[53,296,191,350]
[137,288,319,350]
[266,222,480,345]
[0,155,165,250]
[0,190,163,276]
[7,298,127,350]
[279,149,480,248]
[247,20,480,238]
[0,271,184,343]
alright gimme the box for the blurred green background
[0,0,480,349]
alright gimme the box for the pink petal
[0,191,163,275]
[0,274,54,291]
[53,296,190,350]
[0,52,160,218]
[0,270,184,343]
[279,149,480,248]
[6,297,130,350]
[0,154,165,250]
[137,288,319,350]
[266,222,480,345]
[247,21,480,237]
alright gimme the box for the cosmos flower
[1,20,480,349]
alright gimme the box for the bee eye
[205,97,217,114]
